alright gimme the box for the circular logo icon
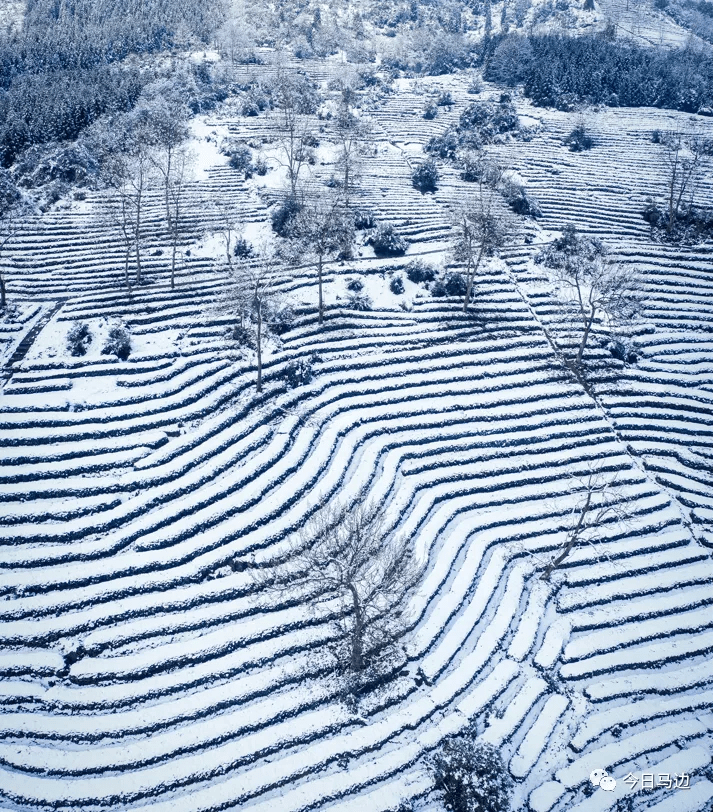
[600,776,617,792]
[590,769,607,786]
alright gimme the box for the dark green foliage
[643,199,713,241]
[412,158,439,192]
[423,101,439,119]
[430,733,512,812]
[426,98,520,163]
[282,357,314,387]
[564,124,594,151]
[271,195,303,237]
[369,223,408,256]
[354,209,377,230]
[228,144,253,173]
[405,260,437,283]
[485,33,713,114]
[66,322,92,357]
[425,129,460,160]
[501,180,541,217]
[445,273,467,296]
[102,324,131,360]
[390,275,405,294]
[234,238,253,259]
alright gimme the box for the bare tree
[211,199,242,267]
[148,98,191,288]
[296,194,354,325]
[272,71,318,198]
[451,163,510,312]
[334,101,373,209]
[658,130,712,236]
[538,226,641,367]
[540,470,633,580]
[102,143,155,286]
[0,205,20,310]
[219,250,279,392]
[255,499,420,672]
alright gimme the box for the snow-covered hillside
[1,59,713,812]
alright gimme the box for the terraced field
[1,62,713,812]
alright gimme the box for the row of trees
[486,33,713,113]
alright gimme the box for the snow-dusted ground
[1,55,713,812]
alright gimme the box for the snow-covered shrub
[231,325,255,347]
[564,123,594,151]
[608,339,638,364]
[431,279,447,297]
[430,733,512,812]
[437,91,453,106]
[425,129,460,160]
[347,292,372,311]
[347,278,364,292]
[66,322,92,357]
[405,260,437,284]
[253,156,269,176]
[423,101,438,120]
[459,98,520,141]
[268,305,295,335]
[412,158,439,192]
[353,209,377,230]
[501,179,541,217]
[369,223,408,256]
[445,273,467,296]
[390,275,404,294]
[228,143,253,172]
[282,358,313,387]
[102,325,131,360]
[271,195,303,237]
[233,238,253,259]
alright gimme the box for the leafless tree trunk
[451,165,509,312]
[252,498,421,673]
[296,194,354,325]
[541,471,633,580]
[0,207,20,309]
[272,72,316,199]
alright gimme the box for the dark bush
[369,223,408,256]
[609,340,638,364]
[66,322,92,357]
[353,209,376,230]
[253,157,269,176]
[423,101,438,120]
[271,195,303,237]
[412,158,439,192]
[430,733,512,812]
[347,278,364,292]
[101,325,131,360]
[405,260,437,283]
[231,325,255,347]
[445,273,467,296]
[282,358,313,387]
[437,91,453,106]
[233,238,253,258]
[425,129,460,160]
[431,280,447,297]
[390,275,404,294]
[228,144,253,172]
[501,180,542,217]
[564,124,594,151]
